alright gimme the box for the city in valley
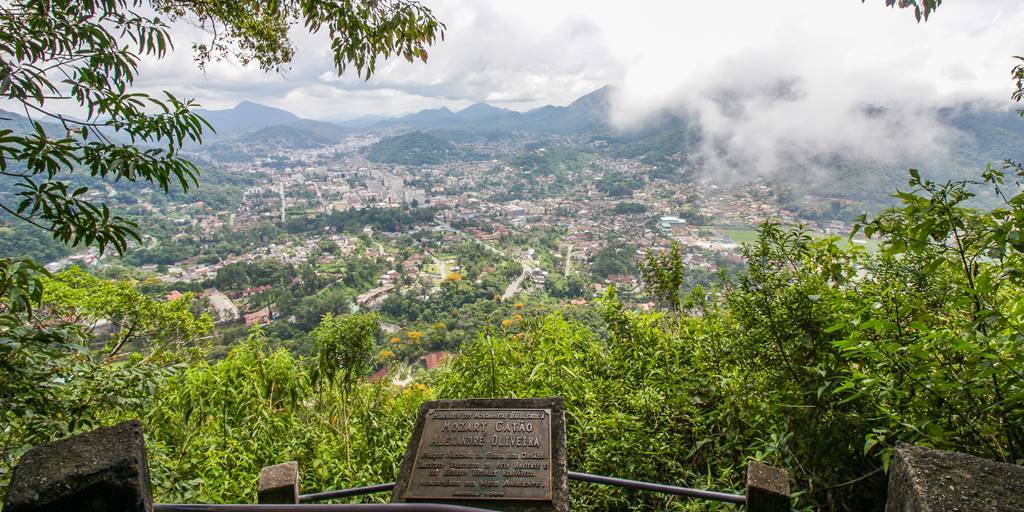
[11,92,890,372]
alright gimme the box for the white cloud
[599,0,1024,177]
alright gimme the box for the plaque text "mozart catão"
[405,408,553,501]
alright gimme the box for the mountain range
[369,86,612,134]
[175,86,614,147]
[0,86,621,149]
[193,101,352,145]
[6,88,1024,189]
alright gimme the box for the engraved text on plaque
[405,408,553,500]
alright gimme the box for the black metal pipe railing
[294,471,745,506]
[154,505,498,512]
[299,483,397,503]
[568,471,746,505]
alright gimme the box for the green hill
[366,131,462,165]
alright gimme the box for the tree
[312,312,379,392]
[153,0,445,76]
[42,267,213,360]
[310,312,380,462]
[863,0,941,22]
[0,263,213,496]
[639,242,685,312]
[314,239,341,257]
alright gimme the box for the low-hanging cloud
[605,0,1024,180]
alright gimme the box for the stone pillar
[258,461,300,504]
[5,420,153,512]
[885,443,1024,511]
[745,461,790,512]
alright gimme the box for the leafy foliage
[7,2,1024,511]
[312,312,380,392]
[0,0,208,254]
[863,0,942,22]
[590,242,638,279]
[0,0,445,504]
[0,265,211,500]
[144,330,428,503]
[152,0,444,77]
[639,242,685,312]
[6,169,1024,511]
[43,267,214,359]
[437,169,1024,509]
[0,0,443,255]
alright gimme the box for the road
[435,223,534,300]
[279,183,287,223]
[502,257,537,300]
[564,243,574,277]
[426,251,448,280]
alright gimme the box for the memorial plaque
[393,398,568,512]
[406,408,552,500]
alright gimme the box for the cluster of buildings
[40,132,874,336]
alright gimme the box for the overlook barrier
[4,420,790,512]
[6,421,1023,511]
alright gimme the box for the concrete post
[885,443,1024,511]
[258,461,300,504]
[746,461,791,512]
[5,420,153,512]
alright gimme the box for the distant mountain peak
[398,106,457,124]
[461,102,505,112]
[193,101,300,138]
[567,85,613,109]
[456,102,509,120]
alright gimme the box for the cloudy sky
[117,0,1024,177]
[134,0,1024,122]
[3,1,1017,177]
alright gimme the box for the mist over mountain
[10,82,1024,189]
[366,86,1024,181]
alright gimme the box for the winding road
[433,223,535,300]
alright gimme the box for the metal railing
[155,469,746,511]
[568,471,746,505]
[300,483,397,503]
[288,471,745,507]
[10,421,788,512]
